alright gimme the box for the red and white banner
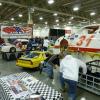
[1,26,32,38]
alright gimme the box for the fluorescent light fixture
[90,12,96,16]
[57,23,59,26]
[0,3,2,6]
[55,19,59,22]
[68,21,71,24]
[70,16,74,20]
[80,97,86,100]
[53,13,58,16]
[18,14,23,17]
[73,6,79,11]
[32,8,35,12]
[11,18,14,21]
[45,22,48,24]
[93,21,96,24]
[39,17,43,20]
[48,0,54,4]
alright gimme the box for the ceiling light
[0,3,2,6]
[18,14,23,17]
[57,23,59,26]
[90,12,96,16]
[45,22,48,24]
[48,0,54,4]
[11,18,14,21]
[30,8,35,13]
[68,21,71,24]
[55,19,59,22]
[73,7,79,11]
[80,97,86,100]
[70,16,74,20]
[53,13,58,16]
[39,17,43,20]
[32,8,35,12]
[93,21,96,24]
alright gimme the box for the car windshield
[25,52,39,58]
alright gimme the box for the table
[0,72,63,100]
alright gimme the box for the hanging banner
[1,26,32,38]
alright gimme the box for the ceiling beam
[0,5,10,15]
[0,0,27,7]
[4,7,22,19]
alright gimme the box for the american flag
[21,27,32,34]
[2,26,32,34]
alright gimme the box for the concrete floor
[0,54,100,100]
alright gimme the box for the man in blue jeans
[60,53,87,100]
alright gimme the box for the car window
[21,41,28,45]
[26,52,39,58]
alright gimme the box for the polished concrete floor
[0,54,100,100]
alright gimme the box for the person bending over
[60,53,87,100]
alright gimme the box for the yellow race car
[16,51,51,68]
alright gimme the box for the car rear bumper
[16,62,38,68]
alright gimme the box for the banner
[1,26,32,38]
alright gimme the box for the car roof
[16,39,29,42]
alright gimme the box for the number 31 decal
[76,35,94,47]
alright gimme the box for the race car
[0,37,5,50]
[1,39,29,53]
[54,24,100,53]
[16,51,51,68]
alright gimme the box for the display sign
[1,26,32,38]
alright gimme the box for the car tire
[2,53,9,61]
[9,53,16,60]
[10,47,16,53]
[2,53,5,60]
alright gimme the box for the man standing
[60,53,87,100]
[43,37,50,51]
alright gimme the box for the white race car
[1,39,29,53]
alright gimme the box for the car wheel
[9,53,16,60]
[10,47,16,53]
[2,53,9,61]
[2,53,5,60]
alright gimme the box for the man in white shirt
[43,37,50,51]
[60,53,87,100]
